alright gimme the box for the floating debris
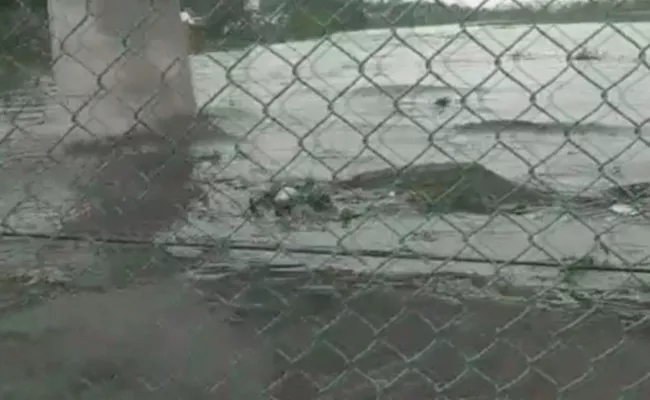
[339,207,361,227]
[179,8,206,26]
[274,186,298,203]
[273,186,299,216]
[497,202,533,215]
[434,96,451,108]
[609,203,639,216]
[248,179,335,218]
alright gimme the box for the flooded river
[3,22,650,290]
[2,20,650,399]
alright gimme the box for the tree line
[178,0,650,42]
[1,0,649,60]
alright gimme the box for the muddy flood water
[3,22,650,398]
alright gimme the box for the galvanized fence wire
[2,0,650,398]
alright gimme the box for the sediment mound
[349,84,452,99]
[337,162,549,214]
[454,119,622,134]
[349,84,488,101]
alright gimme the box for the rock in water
[434,97,451,108]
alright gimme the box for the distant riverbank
[3,0,650,63]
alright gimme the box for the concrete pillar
[48,0,197,140]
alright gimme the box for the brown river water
[2,21,650,399]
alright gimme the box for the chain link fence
[2,0,650,398]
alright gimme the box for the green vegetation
[189,0,650,47]
[2,0,650,60]
[365,0,650,28]
[283,0,368,39]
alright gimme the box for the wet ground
[3,244,650,399]
[3,21,650,398]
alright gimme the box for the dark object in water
[453,119,624,135]
[601,182,650,202]
[248,197,260,216]
[301,178,334,212]
[336,162,550,214]
[274,205,292,217]
[434,97,451,108]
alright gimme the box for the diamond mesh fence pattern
[2,0,650,398]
